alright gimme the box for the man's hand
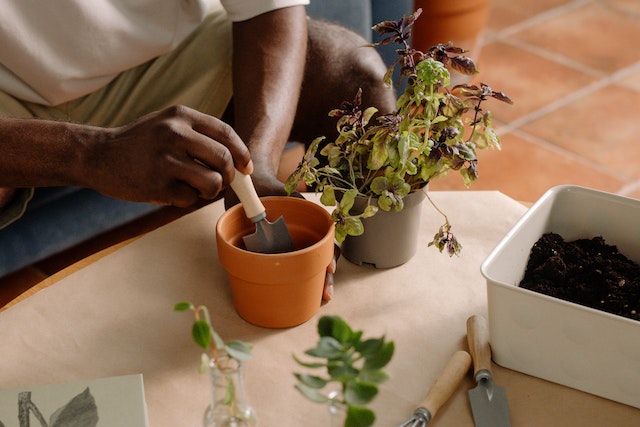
[86,105,253,207]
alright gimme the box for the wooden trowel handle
[421,350,472,418]
[229,169,265,221]
[467,315,493,378]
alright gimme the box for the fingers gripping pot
[216,196,335,328]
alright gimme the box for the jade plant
[293,315,395,427]
[285,8,513,256]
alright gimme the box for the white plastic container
[481,185,640,409]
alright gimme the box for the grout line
[499,58,640,132]
[484,0,594,43]
[504,127,633,181]
[618,181,640,197]
[498,38,606,78]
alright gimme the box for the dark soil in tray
[519,232,640,322]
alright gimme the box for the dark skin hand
[0,105,253,208]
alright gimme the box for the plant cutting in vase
[293,315,395,427]
[174,301,256,426]
[285,8,513,256]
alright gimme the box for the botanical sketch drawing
[1,387,98,427]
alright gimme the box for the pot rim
[216,196,335,258]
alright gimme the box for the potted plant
[174,302,256,426]
[293,315,395,427]
[285,9,512,267]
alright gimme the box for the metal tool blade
[466,315,512,427]
[230,170,295,254]
[468,375,512,427]
[242,215,295,254]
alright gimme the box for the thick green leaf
[292,353,326,369]
[344,382,378,406]
[295,384,330,404]
[355,338,383,356]
[363,341,395,370]
[192,320,211,350]
[173,302,193,311]
[225,340,253,361]
[327,364,359,381]
[306,336,343,359]
[345,405,375,427]
[294,373,329,389]
[358,368,390,385]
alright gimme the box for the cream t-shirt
[0,0,308,106]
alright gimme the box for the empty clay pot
[216,196,335,328]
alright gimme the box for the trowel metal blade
[242,216,295,254]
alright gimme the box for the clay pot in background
[412,0,491,84]
[216,197,334,328]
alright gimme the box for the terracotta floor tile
[487,0,572,30]
[428,131,626,203]
[473,41,597,123]
[600,0,640,16]
[616,66,640,92]
[520,82,640,180]
[509,1,640,74]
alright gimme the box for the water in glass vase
[203,355,256,427]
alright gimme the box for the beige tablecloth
[1,192,638,426]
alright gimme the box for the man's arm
[0,106,253,208]
[229,5,308,196]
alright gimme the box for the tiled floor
[430,0,640,202]
[2,0,640,301]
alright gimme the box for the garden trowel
[466,315,512,427]
[229,169,295,254]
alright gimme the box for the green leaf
[342,216,364,237]
[356,338,383,356]
[362,107,378,126]
[225,340,253,361]
[192,320,211,350]
[329,316,355,344]
[320,186,337,207]
[358,368,390,385]
[363,341,395,370]
[306,336,344,359]
[345,405,375,427]
[327,364,359,381]
[294,373,329,389]
[295,384,330,404]
[173,302,193,311]
[212,330,225,351]
[361,205,378,219]
[338,189,358,214]
[344,382,378,406]
[292,353,326,369]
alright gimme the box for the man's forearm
[0,117,98,188]
[231,6,308,178]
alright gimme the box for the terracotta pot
[412,0,491,84]
[341,190,427,268]
[216,197,334,328]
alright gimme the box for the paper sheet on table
[1,192,637,426]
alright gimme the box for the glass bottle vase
[328,390,347,427]
[203,354,256,427]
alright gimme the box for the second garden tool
[398,350,472,426]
